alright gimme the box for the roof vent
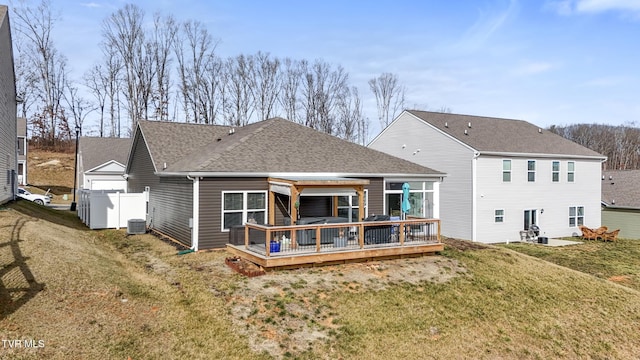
[538,128,542,133]
[444,122,448,128]
[609,175,613,180]
[464,129,468,135]
[612,199,615,204]
[163,162,167,170]
[468,122,472,128]
[602,175,605,180]
[228,128,235,135]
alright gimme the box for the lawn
[2,201,640,359]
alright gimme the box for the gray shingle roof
[79,137,132,171]
[602,170,640,208]
[138,118,443,176]
[407,110,605,158]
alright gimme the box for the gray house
[601,170,640,239]
[126,118,445,250]
[77,137,132,191]
[369,110,606,243]
[0,5,17,204]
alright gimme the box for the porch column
[291,185,299,224]
[356,185,365,246]
[268,190,275,225]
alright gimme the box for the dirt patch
[184,254,468,358]
[443,237,490,251]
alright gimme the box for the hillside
[26,149,75,199]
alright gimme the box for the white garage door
[91,180,126,191]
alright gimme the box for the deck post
[244,225,249,248]
[268,190,275,225]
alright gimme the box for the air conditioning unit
[127,219,146,235]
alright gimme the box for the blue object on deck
[269,242,281,253]
[401,182,411,216]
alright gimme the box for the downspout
[472,151,480,242]
[187,175,199,251]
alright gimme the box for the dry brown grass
[27,150,75,198]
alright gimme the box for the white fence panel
[78,190,147,230]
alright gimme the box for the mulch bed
[225,256,266,277]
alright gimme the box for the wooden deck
[226,218,444,269]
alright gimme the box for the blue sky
[40,0,640,135]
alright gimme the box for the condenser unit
[127,219,146,235]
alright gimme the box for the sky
[17,0,640,136]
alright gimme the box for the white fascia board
[157,171,447,179]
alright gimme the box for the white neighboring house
[369,110,607,243]
[17,117,27,185]
[77,137,132,191]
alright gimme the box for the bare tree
[299,59,348,134]
[369,72,406,130]
[150,12,177,121]
[63,79,95,137]
[13,0,67,145]
[174,19,217,123]
[252,51,281,120]
[102,4,147,132]
[279,58,302,123]
[83,64,107,136]
[223,54,256,126]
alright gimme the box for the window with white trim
[337,190,368,222]
[552,161,560,182]
[495,209,504,223]
[567,162,575,182]
[502,160,511,182]
[221,191,267,231]
[569,206,584,227]
[527,160,536,182]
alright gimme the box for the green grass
[501,239,640,291]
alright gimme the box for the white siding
[369,112,474,240]
[475,156,602,243]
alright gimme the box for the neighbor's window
[567,162,575,182]
[222,191,267,230]
[552,161,560,182]
[495,209,504,223]
[502,160,511,182]
[569,206,584,227]
[528,160,536,182]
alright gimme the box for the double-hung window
[527,160,536,182]
[567,162,575,182]
[552,161,560,182]
[502,160,511,182]
[222,191,267,230]
[569,206,584,227]
[495,209,504,223]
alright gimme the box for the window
[337,191,368,222]
[567,162,575,182]
[502,160,511,182]
[495,209,504,223]
[569,206,584,227]
[552,161,560,182]
[527,160,536,182]
[221,191,267,230]
[385,181,435,218]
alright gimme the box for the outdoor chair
[603,229,620,242]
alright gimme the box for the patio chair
[603,229,620,242]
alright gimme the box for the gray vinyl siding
[602,208,640,240]
[127,134,158,193]
[199,177,269,250]
[369,112,473,240]
[364,178,384,216]
[151,177,193,247]
[127,132,193,246]
[0,8,16,204]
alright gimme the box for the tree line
[549,123,640,170]
[12,1,406,147]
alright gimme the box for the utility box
[127,219,146,235]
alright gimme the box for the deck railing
[242,218,441,257]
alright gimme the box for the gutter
[158,171,448,178]
[186,175,199,251]
[477,151,607,161]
